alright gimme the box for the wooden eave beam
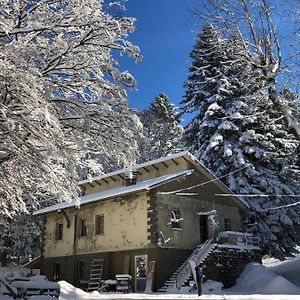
[88,182,95,188]
[95,180,101,186]
[142,166,150,173]
[102,178,109,184]
[118,174,124,180]
[181,156,190,164]
[171,159,179,166]
[152,164,159,171]
[110,176,117,182]
[161,161,169,168]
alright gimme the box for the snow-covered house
[34,151,260,292]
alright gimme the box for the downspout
[41,215,46,259]
[72,213,78,283]
[39,214,46,277]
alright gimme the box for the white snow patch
[264,252,300,287]
[229,262,300,295]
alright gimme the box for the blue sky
[118,0,200,111]
[116,0,298,113]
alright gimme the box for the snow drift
[230,262,300,295]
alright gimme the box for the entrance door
[199,215,208,244]
[135,255,147,292]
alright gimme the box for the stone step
[165,280,176,284]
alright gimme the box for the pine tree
[138,94,183,162]
[181,24,300,258]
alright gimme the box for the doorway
[199,215,208,244]
[135,255,147,292]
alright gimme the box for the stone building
[34,151,260,292]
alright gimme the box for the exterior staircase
[87,258,104,292]
[158,239,217,292]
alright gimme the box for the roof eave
[78,150,190,186]
[184,152,250,210]
[33,169,193,216]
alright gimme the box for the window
[224,218,232,231]
[95,215,104,235]
[171,208,181,229]
[79,219,87,236]
[78,260,86,281]
[53,263,60,281]
[55,223,63,240]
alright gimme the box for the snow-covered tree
[0,0,141,263]
[193,0,300,140]
[181,24,300,258]
[138,93,183,162]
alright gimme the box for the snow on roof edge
[77,150,249,210]
[33,169,193,216]
[78,150,190,186]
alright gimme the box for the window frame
[95,214,104,235]
[55,222,63,241]
[171,208,182,230]
[224,218,232,231]
[79,218,88,237]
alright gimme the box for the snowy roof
[78,150,192,186]
[33,169,193,215]
[77,150,249,210]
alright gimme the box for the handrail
[174,239,215,289]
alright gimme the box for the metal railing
[217,231,259,246]
[175,239,216,289]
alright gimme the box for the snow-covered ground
[58,254,300,300]
[1,254,299,300]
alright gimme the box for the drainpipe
[72,214,78,283]
[41,215,46,259]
